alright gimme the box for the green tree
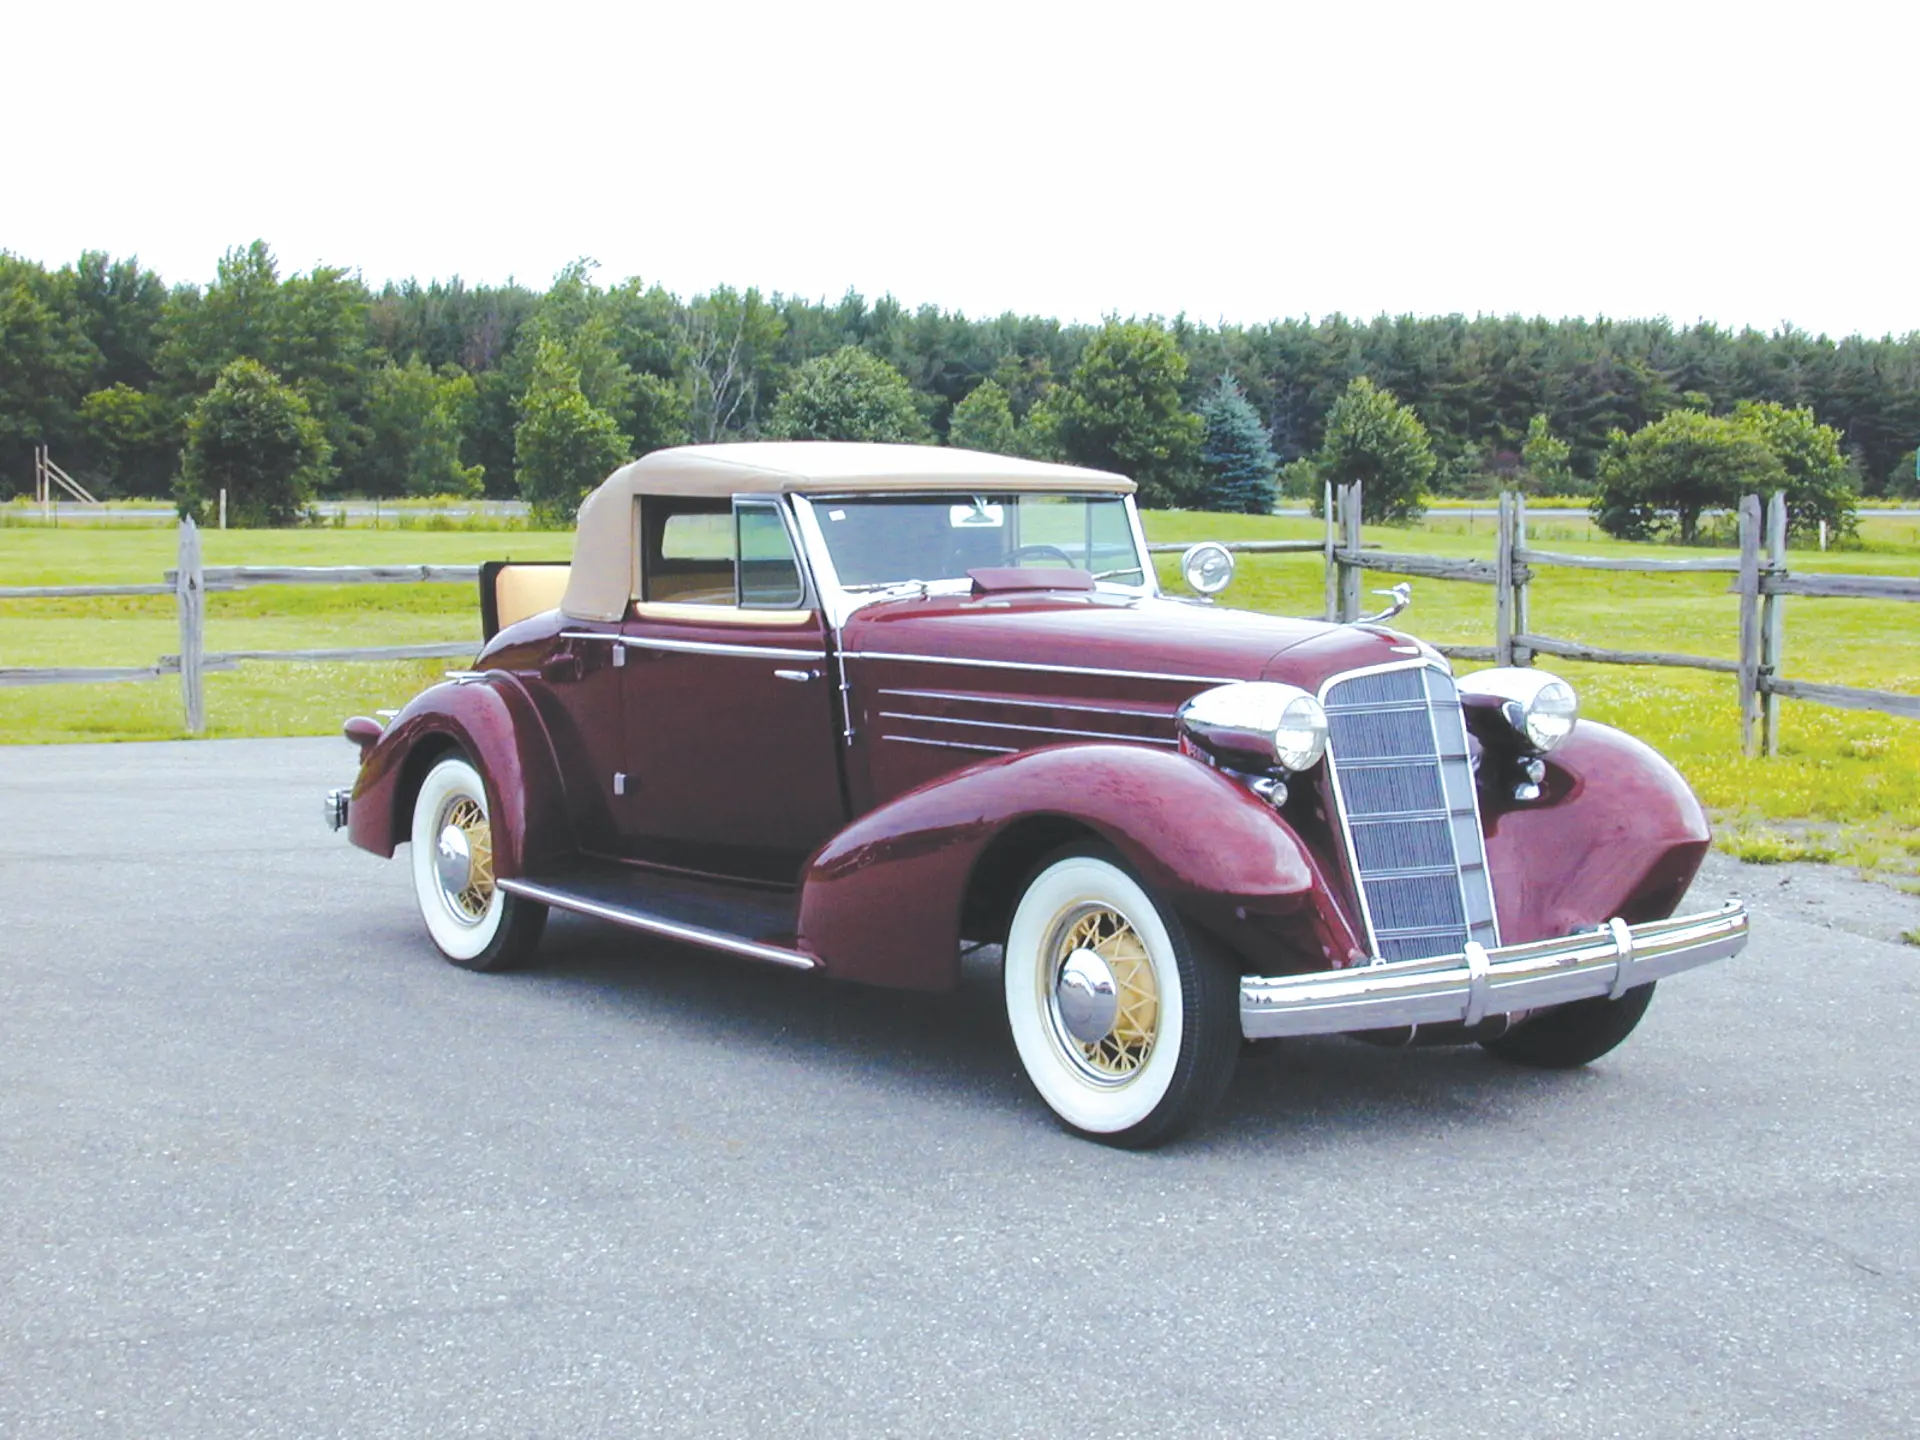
[767,346,930,442]
[1195,375,1278,513]
[1591,410,1785,543]
[948,379,1019,454]
[1519,413,1576,495]
[514,339,629,526]
[360,359,483,499]
[1728,400,1858,539]
[77,384,178,497]
[1315,377,1436,523]
[1055,321,1201,507]
[156,241,370,492]
[177,358,330,526]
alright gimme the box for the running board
[497,876,819,971]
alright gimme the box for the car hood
[840,590,1431,694]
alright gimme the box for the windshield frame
[789,491,1157,627]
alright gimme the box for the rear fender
[797,744,1359,991]
[346,674,573,878]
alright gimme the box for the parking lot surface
[2,738,1915,1438]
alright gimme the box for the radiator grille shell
[1320,661,1499,964]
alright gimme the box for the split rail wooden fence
[5,498,1917,754]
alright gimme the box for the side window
[643,499,733,604]
[736,501,807,608]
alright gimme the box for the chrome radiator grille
[1321,664,1499,963]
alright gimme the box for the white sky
[7,1,1917,338]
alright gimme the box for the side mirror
[1180,542,1235,598]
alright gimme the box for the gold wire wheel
[438,795,496,922]
[1046,905,1160,1082]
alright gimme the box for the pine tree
[1195,375,1277,513]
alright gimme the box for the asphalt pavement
[1,738,1914,1438]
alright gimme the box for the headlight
[1458,667,1578,753]
[1180,542,1235,597]
[1177,682,1328,774]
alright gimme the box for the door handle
[774,669,818,683]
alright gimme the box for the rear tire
[1480,983,1656,1068]
[409,754,546,972]
[1003,848,1239,1148]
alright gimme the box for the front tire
[1003,849,1239,1148]
[409,754,546,972]
[1481,982,1656,1068]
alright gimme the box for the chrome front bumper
[1240,901,1748,1040]
[325,787,351,832]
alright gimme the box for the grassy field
[4,513,1917,883]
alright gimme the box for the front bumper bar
[325,787,351,832]
[1240,901,1748,1040]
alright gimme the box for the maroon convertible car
[327,442,1747,1146]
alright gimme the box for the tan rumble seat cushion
[494,564,572,631]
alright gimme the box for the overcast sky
[8,1,1915,338]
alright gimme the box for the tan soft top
[563,442,1133,621]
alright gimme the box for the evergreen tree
[1195,375,1277,513]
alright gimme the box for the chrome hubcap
[432,795,494,924]
[435,824,472,895]
[1055,947,1119,1044]
[1043,904,1160,1083]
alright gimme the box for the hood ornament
[1355,582,1412,626]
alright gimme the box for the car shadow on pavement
[491,910,1596,1150]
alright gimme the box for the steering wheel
[1003,543,1077,568]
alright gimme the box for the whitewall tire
[409,754,546,972]
[1003,849,1239,1147]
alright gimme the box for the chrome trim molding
[877,688,1175,722]
[561,630,824,663]
[846,651,1239,686]
[880,734,1018,754]
[496,878,819,970]
[1239,900,1748,1040]
[877,710,1177,746]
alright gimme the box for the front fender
[1480,719,1712,942]
[345,674,573,879]
[797,744,1359,992]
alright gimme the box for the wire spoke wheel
[409,754,545,972]
[1045,905,1160,1081]
[438,795,496,922]
[1005,848,1239,1147]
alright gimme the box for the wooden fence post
[1494,492,1515,665]
[176,517,206,735]
[1512,492,1531,665]
[1736,494,1763,757]
[1323,480,1337,622]
[1340,483,1363,622]
[1761,490,1787,758]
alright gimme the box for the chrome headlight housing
[1458,667,1578,753]
[1177,681,1328,774]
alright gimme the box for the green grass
[4,513,1917,882]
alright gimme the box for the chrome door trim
[845,651,1239,686]
[562,630,824,663]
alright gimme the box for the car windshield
[809,493,1147,590]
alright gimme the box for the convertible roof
[563,443,1134,621]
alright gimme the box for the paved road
[2,739,1914,1438]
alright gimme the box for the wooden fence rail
[7,499,1917,749]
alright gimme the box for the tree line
[3,243,1914,530]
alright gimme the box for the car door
[614,496,847,882]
